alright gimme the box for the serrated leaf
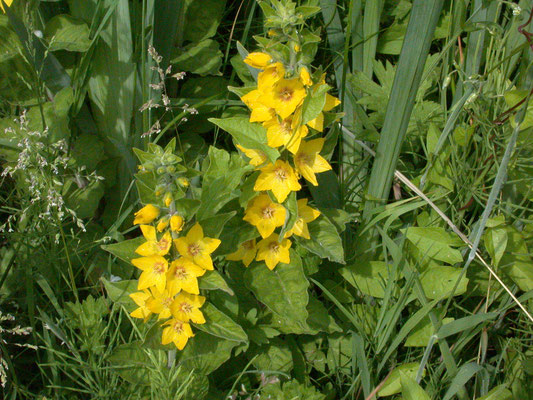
[244,250,309,330]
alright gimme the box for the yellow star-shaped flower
[162,318,194,350]
[261,78,306,119]
[166,257,206,295]
[226,239,257,267]
[293,138,332,186]
[285,199,320,240]
[131,256,168,292]
[236,145,267,168]
[135,225,172,257]
[254,160,301,203]
[129,290,153,321]
[146,285,181,320]
[256,233,291,270]
[243,194,286,239]
[258,62,285,91]
[170,292,206,324]
[263,114,308,154]
[241,89,276,123]
[174,223,221,270]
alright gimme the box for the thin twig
[342,126,533,323]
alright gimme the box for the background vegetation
[0,0,532,399]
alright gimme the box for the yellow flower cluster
[227,52,340,270]
[129,204,220,350]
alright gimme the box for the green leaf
[194,303,248,343]
[179,331,238,375]
[419,266,469,299]
[405,316,454,347]
[500,226,533,292]
[503,90,533,131]
[199,211,236,238]
[101,237,145,263]
[296,214,345,264]
[44,14,91,52]
[400,372,431,400]
[209,117,280,163]
[253,338,293,374]
[279,191,298,239]
[301,83,329,125]
[100,278,137,307]
[183,0,226,42]
[436,313,498,340]
[71,133,105,170]
[405,227,463,264]
[442,362,483,400]
[378,363,421,397]
[172,39,222,76]
[199,270,234,295]
[107,342,164,385]
[63,179,105,219]
[339,261,390,298]
[320,208,352,233]
[244,250,309,330]
[476,385,512,400]
[175,198,202,219]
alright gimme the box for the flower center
[242,240,254,250]
[269,242,280,254]
[279,87,293,102]
[274,167,287,181]
[162,297,173,308]
[158,238,169,251]
[280,120,291,134]
[174,266,187,280]
[188,243,201,256]
[262,206,275,219]
[180,302,193,314]
[153,262,165,274]
[172,321,183,333]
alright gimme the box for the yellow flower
[131,256,168,292]
[241,89,275,123]
[156,217,170,232]
[164,193,173,207]
[226,239,257,267]
[243,194,286,239]
[135,225,172,257]
[285,199,320,239]
[256,233,291,270]
[244,52,272,69]
[262,78,306,119]
[178,177,190,187]
[170,292,206,324]
[258,62,285,91]
[299,66,312,86]
[174,223,221,270]
[162,318,194,350]
[254,160,301,203]
[0,0,13,13]
[133,204,160,225]
[307,93,341,132]
[263,114,308,154]
[166,257,206,295]
[146,285,181,320]
[170,215,184,233]
[293,138,332,186]
[129,290,153,321]
[236,145,267,167]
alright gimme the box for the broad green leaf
[199,211,236,238]
[217,213,258,256]
[377,22,407,55]
[405,227,463,264]
[301,83,329,125]
[339,261,390,298]
[405,316,454,347]
[101,278,137,307]
[476,385,512,400]
[101,236,145,263]
[279,191,298,240]
[378,363,421,397]
[484,225,508,268]
[63,179,105,219]
[500,226,533,292]
[320,207,352,233]
[175,198,202,219]
[253,338,293,374]
[44,14,91,52]
[209,117,280,163]
[442,362,483,400]
[199,270,234,295]
[419,266,468,299]
[244,251,309,330]
[183,0,226,42]
[172,39,222,76]
[296,214,345,264]
[400,372,431,400]
[71,133,105,170]
[194,303,248,343]
[179,331,238,375]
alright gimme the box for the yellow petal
[244,52,272,69]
